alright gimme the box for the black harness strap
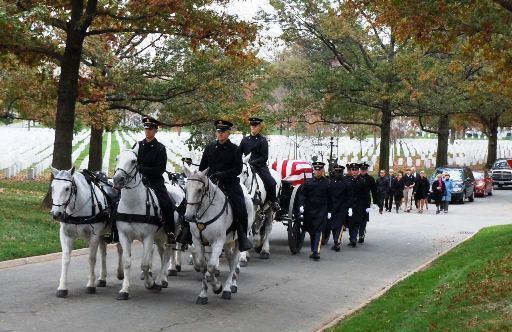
[116,212,162,226]
[193,196,229,246]
[61,213,109,225]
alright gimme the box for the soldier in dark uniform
[135,117,176,245]
[238,117,280,211]
[298,161,331,261]
[345,163,366,248]
[197,120,253,252]
[358,162,378,244]
[327,164,354,252]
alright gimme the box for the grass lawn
[0,178,86,261]
[109,131,121,175]
[330,224,512,332]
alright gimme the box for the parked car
[429,166,476,204]
[491,158,512,188]
[472,170,493,197]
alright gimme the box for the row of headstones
[5,129,90,179]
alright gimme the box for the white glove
[348,208,353,217]
[299,206,304,214]
[327,213,331,219]
[365,208,370,213]
[372,204,378,210]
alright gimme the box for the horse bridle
[186,177,218,220]
[51,177,77,209]
[114,151,141,189]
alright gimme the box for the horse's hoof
[214,269,220,277]
[168,269,178,277]
[97,280,107,287]
[86,287,96,294]
[196,297,208,305]
[254,245,263,254]
[176,265,182,272]
[235,267,240,274]
[162,280,168,288]
[194,266,200,272]
[259,252,270,260]
[117,272,124,280]
[221,291,231,300]
[231,285,238,293]
[56,289,68,298]
[213,285,223,295]
[239,260,248,268]
[117,292,129,300]
[140,272,144,280]
[146,283,162,292]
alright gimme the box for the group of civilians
[375,167,454,214]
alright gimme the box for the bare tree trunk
[379,106,392,171]
[87,127,103,171]
[485,117,499,168]
[436,114,450,167]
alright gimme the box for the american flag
[272,160,312,186]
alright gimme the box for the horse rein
[51,177,77,209]
[186,177,218,220]
[114,151,142,189]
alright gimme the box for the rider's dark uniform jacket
[136,139,167,186]
[239,134,268,169]
[199,139,242,185]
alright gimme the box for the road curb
[0,243,121,270]
[313,231,478,332]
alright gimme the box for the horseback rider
[238,117,280,211]
[134,117,177,245]
[195,120,253,252]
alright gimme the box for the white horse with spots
[183,165,254,304]
[50,166,122,298]
[112,146,173,300]
[239,154,281,259]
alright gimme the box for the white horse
[183,165,255,304]
[240,155,281,259]
[112,146,172,300]
[50,166,122,298]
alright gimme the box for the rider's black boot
[238,230,253,252]
[176,222,191,245]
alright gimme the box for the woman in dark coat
[415,171,430,213]
[431,173,446,214]
[391,171,405,213]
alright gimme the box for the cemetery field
[0,177,86,261]
[331,224,512,332]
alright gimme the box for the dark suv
[491,159,512,188]
[429,166,476,204]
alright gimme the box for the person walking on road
[345,163,367,247]
[376,169,389,214]
[431,173,446,214]
[359,162,377,244]
[403,168,415,212]
[392,171,405,213]
[442,173,454,213]
[326,164,353,252]
[415,171,430,213]
[385,169,395,212]
[298,161,331,261]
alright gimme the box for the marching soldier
[238,117,280,211]
[195,120,253,252]
[359,162,378,244]
[298,161,331,261]
[134,117,177,245]
[327,164,353,252]
[345,163,366,247]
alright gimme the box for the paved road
[1,190,511,332]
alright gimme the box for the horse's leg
[221,242,239,300]
[194,244,208,304]
[176,242,182,272]
[167,243,178,276]
[155,238,170,288]
[57,227,73,298]
[239,250,248,267]
[116,242,124,280]
[97,237,107,287]
[142,235,158,290]
[117,232,131,300]
[260,209,273,259]
[85,234,101,294]
[141,243,154,280]
[208,240,224,295]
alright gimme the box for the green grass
[330,224,512,332]
[0,178,86,261]
[109,131,120,175]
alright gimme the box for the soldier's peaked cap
[312,161,325,170]
[346,163,360,170]
[214,120,233,131]
[142,117,161,128]
[248,117,263,124]
[359,162,370,170]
